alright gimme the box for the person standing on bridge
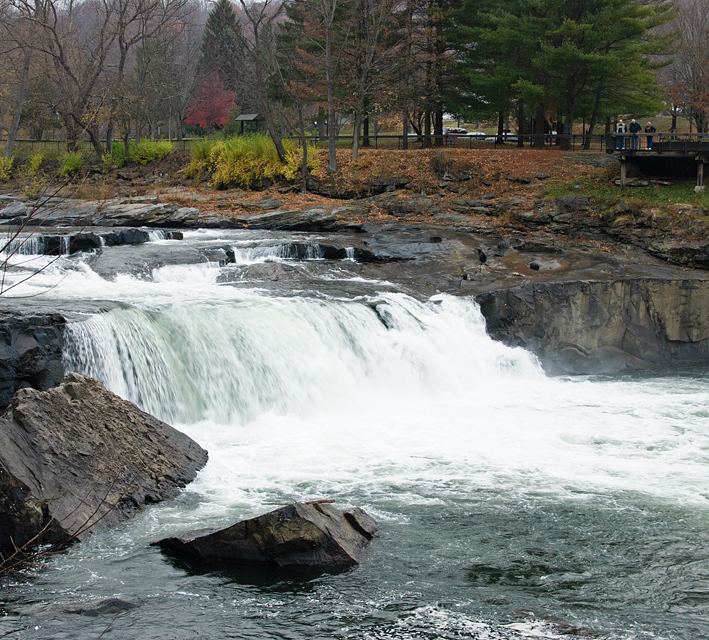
[616,119,626,149]
[645,121,656,149]
[629,119,642,150]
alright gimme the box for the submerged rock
[64,598,141,617]
[0,372,208,552]
[156,501,377,573]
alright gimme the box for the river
[1,229,708,639]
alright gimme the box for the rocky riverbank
[0,149,708,387]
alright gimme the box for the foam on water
[55,270,709,520]
[2,244,708,639]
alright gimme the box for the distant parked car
[443,127,468,135]
[466,131,487,138]
[484,135,518,142]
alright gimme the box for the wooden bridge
[606,133,709,189]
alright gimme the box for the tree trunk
[3,52,31,159]
[105,124,114,155]
[352,107,363,160]
[401,0,413,151]
[424,110,431,148]
[318,106,326,139]
[434,101,443,147]
[496,112,504,143]
[87,126,104,157]
[532,103,546,147]
[325,3,337,173]
[585,83,604,150]
[517,99,524,148]
[561,96,574,150]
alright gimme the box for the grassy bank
[544,175,709,211]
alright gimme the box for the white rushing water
[1,243,702,515]
[2,235,709,640]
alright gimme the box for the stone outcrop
[305,175,410,199]
[0,311,65,409]
[233,208,365,232]
[477,278,709,374]
[0,197,201,229]
[156,501,377,573]
[0,372,208,552]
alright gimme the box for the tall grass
[0,157,13,182]
[187,134,320,189]
[60,151,83,177]
[112,139,173,168]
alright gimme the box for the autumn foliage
[186,74,236,131]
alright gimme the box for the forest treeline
[0,0,707,172]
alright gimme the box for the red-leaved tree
[186,74,236,130]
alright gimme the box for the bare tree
[662,0,709,132]
[233,0,288,163]
[1,0,35,157]
[345,0,396,160]
[104,0,196,154]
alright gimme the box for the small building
[234,114,265,135]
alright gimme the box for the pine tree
[198,0,247,97]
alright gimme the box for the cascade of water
[148,229,166,241]
[3,235,50,255]
[305,243,324,259]
[63,293,542,427]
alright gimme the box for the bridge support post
[698,157,704,189]
[620,156,627,189]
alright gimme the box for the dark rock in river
[0,372,208,552]
[102,228,151,246]
[64,598,141,617]
[156,501,377,573]
[68,232,102,254]
[0,311,65,409]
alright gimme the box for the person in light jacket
[616,119,626,150]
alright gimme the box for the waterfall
[63,292,542,426]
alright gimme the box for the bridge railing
[606,132,709,154]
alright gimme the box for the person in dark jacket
[629,119,642,150]
[645,122,657,149]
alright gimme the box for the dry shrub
[430,151,452,177]
[67,184,113,200]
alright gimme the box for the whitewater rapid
[2,230,709,640]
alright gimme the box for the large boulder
[0,372,208,552]
[156,501,377,573]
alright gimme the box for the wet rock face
[0,372,208,552]
[0,311,65,409]
[156,502,377,573]
[477,279,709,374]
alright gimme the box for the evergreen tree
[450,0,675,149]
[198,0,247,98]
